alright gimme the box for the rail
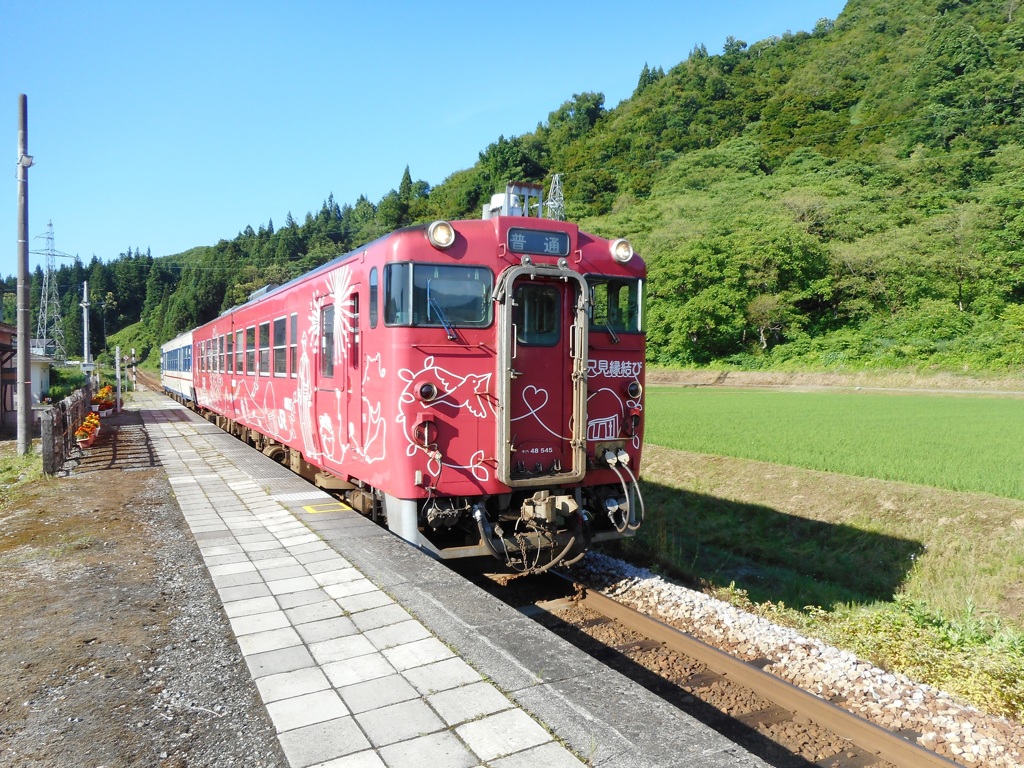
[555,577,961,768]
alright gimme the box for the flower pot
[91,405,99,412]
[77,437,93,449]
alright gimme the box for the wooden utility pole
[16,94,34,456]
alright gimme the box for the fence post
[41,407,57,474]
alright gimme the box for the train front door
[496,265,588,488]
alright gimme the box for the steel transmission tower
[33,220,68,360]
[545,174,565,221]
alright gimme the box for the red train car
[175,184,646,572]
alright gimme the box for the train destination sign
[507,227,570,257]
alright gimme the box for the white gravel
[575,552,1024,768]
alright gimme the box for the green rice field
[645,387,1024,500]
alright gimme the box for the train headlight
[627,381,642,399]
[427,220,456,249]
[610,238,634,263]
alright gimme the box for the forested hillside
[6,0,1024,371]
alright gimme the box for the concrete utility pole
[81,280,91,362]
[16,94,34,456]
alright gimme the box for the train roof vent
[482,182,544,220]
[248,284,279,301]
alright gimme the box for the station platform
[136,389,768,768]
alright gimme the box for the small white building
[1,327,53,426]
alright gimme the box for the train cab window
[384,263,493,329]
[588,277,645,334]
[259,322,270,375]
[369,268,378,329]
[235,330,244,373]
[289,313,298,377]
[513,284,561,346]
[245,327,256,374]
[226,333,233,374]
[321,305,334,377]
[273,317,287,376]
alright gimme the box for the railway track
[471,569,962,768]
[133,375,986,766]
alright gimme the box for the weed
[49,534,96,559]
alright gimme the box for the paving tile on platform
[309,634,377,665]
[255,666,332,704]
[294,616,357,645]
[245,645,316,679]
[321,652,396,689]
[456,709,552,762]
[267,688,349,733]
[382,637,455,672]
[236,626,303,655]
[376,731,478,768]
[402,657,482,696]
[363,619,432,651]
[334,590,393,614]
[284,599,345,626]
[428,681,514,726]
[223,596,280,618]
[266,575,320,596]
[489,741,586,768]
[355,698,445,747]
[230,610,291,637]
[350,603,411,632]
[337,673,419,714]
[277,716,370,768]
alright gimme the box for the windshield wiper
[604,321,620,344]
[428,293,457,340]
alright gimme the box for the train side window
[235,330,244,373]
[273,317,287,376]
[246,327,256,374]
[513,284,561,346]
[321,305,334,377]
[259,322,270,375]
[350,294,360,365]
[218,335,225,373]
[369,268,378,329]
[186,344,191,372]
[226,333,233,374]
[289,313,298,377]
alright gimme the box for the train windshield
[587,277,644,333]
[384,263,493,328]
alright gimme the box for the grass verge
[629,444,1024,720]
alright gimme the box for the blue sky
[2,1,846,280]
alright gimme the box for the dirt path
[647,368,1024,395]
[0,407,284,767]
